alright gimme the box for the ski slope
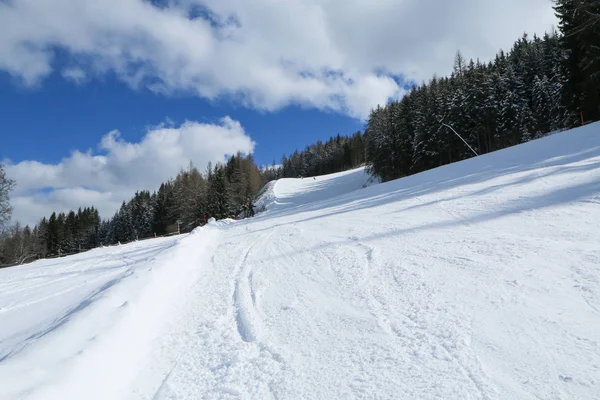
[2,123,600,399]
[254,167,378,215]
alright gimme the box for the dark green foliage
[152,182,176,236]
[0,207,102,265]
[365,32,569,182]
[265,131,365,179]
[207,163,231,220]
[554,0,600,123]
[0,153,269,266]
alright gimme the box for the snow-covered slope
[0,231,221,399]
[253,166,377,215]
[2,123,600,400]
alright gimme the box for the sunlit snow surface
[2,123,600,399]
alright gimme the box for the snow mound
[253,180,277,213]
[206,217,237,227]
[254,166,377,215]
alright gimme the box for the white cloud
[4,117,255,226]
[0,0,557,119]
[62,67,87,84]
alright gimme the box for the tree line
[0,153,263,266]
[365,32,566,181]
[261,132,366,180]
[364,0,600,182]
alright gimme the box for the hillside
[1,122,600,399]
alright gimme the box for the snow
[2,122,600,399]
[253,167,377,216]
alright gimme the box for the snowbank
[0,227,220,399]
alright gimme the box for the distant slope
[1,123,600,400]
[254,166,378,215]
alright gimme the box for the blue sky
[0,0,557,226]
[0,69,364,167]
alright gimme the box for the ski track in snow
[2,123,600,399]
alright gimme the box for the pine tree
[207,164,232,219]
[152,182,176,236]
[554,0,600,123]
[36,218,49,258]
[113,202,134,243]
[363,28,570,183]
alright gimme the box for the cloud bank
[0,0,557,119]
[4,118,255,226]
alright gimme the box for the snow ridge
[233,240,261,343]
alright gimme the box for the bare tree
[0,164,15,232]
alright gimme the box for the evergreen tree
[47,212,59,256]
[36,217,49,258]
[207,164,232,219]
[554,0,600,123]
[63,211,77,254]
[364,29,569,182]
[152,182,175,236]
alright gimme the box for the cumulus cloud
[0,0,557,119]
[4,117,255,226]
